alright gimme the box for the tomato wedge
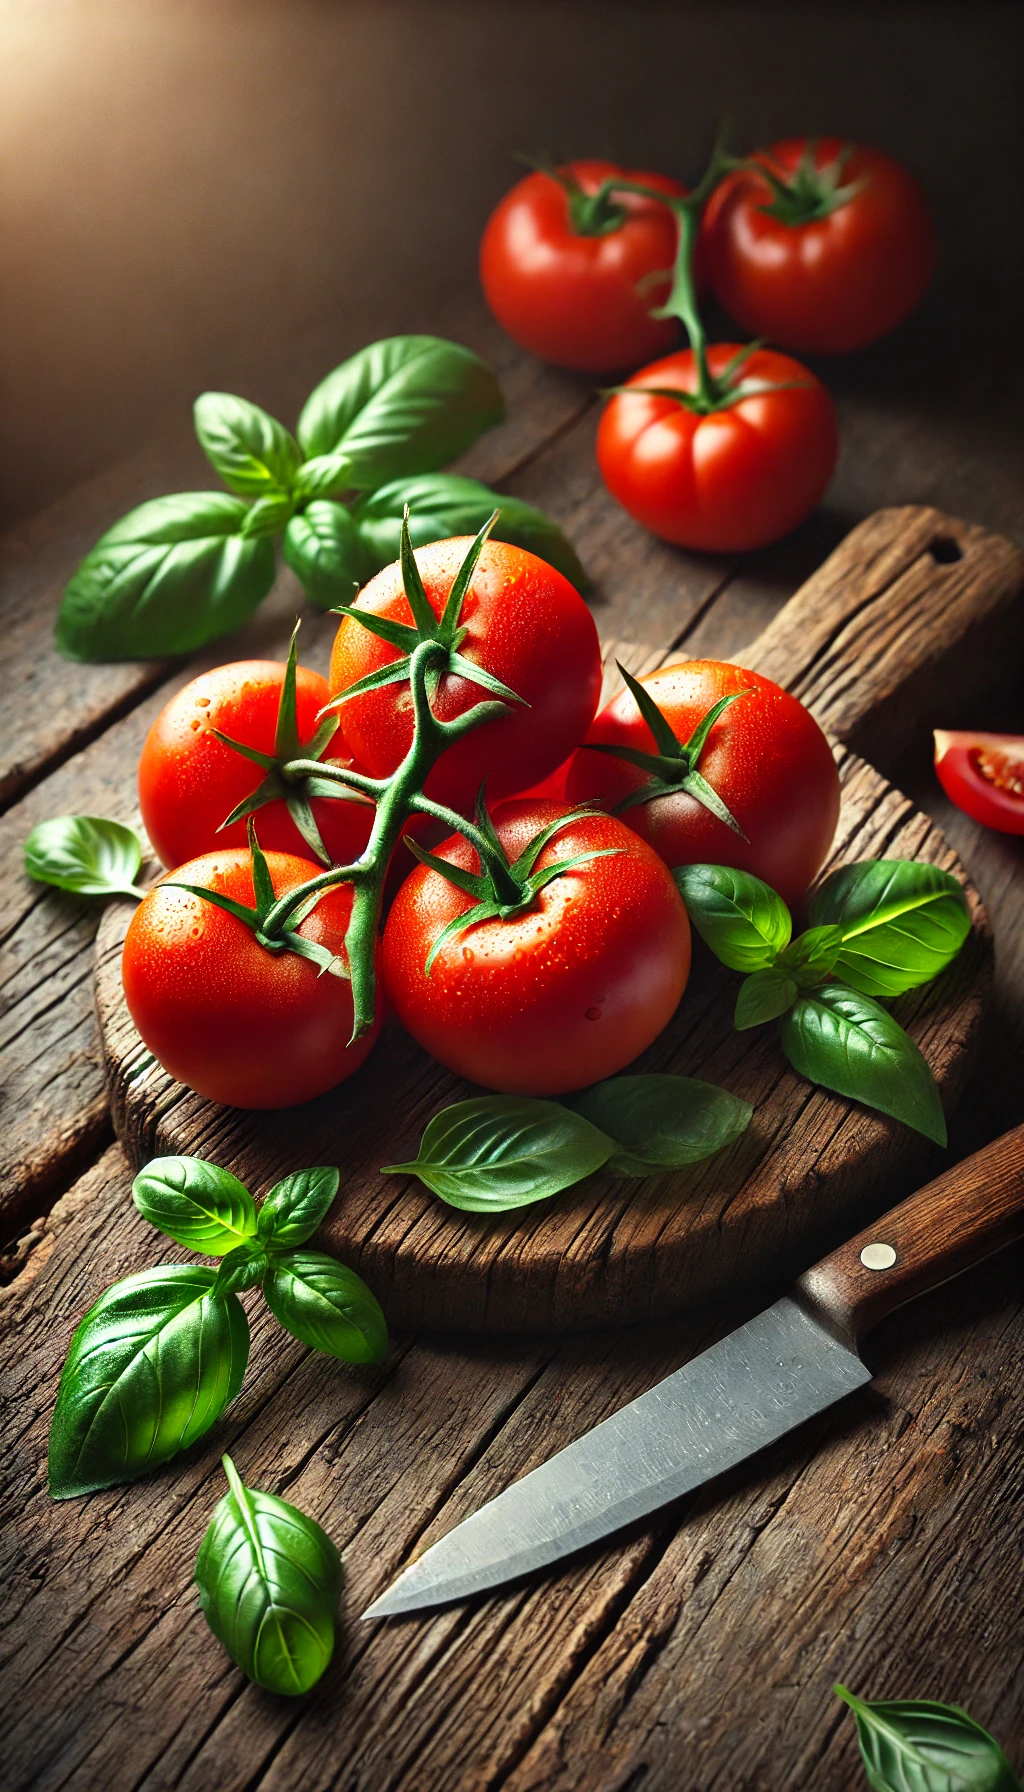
[934,730,1024,835]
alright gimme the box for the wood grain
[94,506,1014,1333]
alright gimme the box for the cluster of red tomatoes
[123,537,840,1111]
[480,140,934,553]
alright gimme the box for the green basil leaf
[296,335,504,490]
[283,500,365,608]
[810,860,972,998]
[292,453,354,504]
[352,473,589,592]
[734,968,799,1030]
[779,983,947,1145]
[835,1685,1022,1792]
[132,1156,258,1255]
[193,392,302,497]
[673,864,792,971]
[24,815,143,898]
[48,1266,249,1498]
[262,1250,387,1363]
[256,1167,341,1247]
[212,1242,269,1296]
[239,492,294,539]
[196,1454,341,1696]
[56,492,276,661]
[382,1096,614,1212]
[776,923,845,986]
[568,1074,752,1176]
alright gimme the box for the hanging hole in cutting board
[929,535,963,564]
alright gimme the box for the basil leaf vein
[834,1684,1022,1792]
[132,1156,258,1255]
[383,1096,614,1212]
[810,860,971,998]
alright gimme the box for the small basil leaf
[256,1167,341,1247]
[196,1454,341,1696]
[834,1685,1022,1792]
[24,815,143,898]
[382,1096,614,1212]
[48,1266,249,1498]
[779,983,947,1145]
[132,1156,258,1255]
[296,335,504,490]
[213,1242,269,1295]
[292,453,354,504]
[673,864,793,971]
[56,492,276,661]
[193,392,302,497]
[569,1074,752,1177]
[239,492,294,539]
[263,1251,387,1363]
[734,968,799,1030]
[810,860,972,999]
[283,501,365,608]
[776,923,845,987]
[352,473,589,592]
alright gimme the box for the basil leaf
[296,335,504,491]
[810,860,972,999]
[56,492,276,661]
[24,815,143,898]
[776,923,845,986]
[283,500,365,608]
[256,1167,341,1247]
[239,492,294,539]
[196,1454,341,1696]
[48,1266,249,1498]
[132,1156,258,1255]
[569,1074,752,1176]
[834,1685,1022,1792]
[292,453,354,504]
[673,864,792,972]
[734,968,799,1030]
[382,1096,614,1212]
[193,392,302,497]
[212,1242,269,1295]
[352,473,589,592]
[262,1251,387,1363]
[779,982,947,1145]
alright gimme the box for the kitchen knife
[363,1123,1024,1619]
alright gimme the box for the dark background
[2,0,1021,532]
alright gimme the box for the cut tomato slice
[934,729,1024,835]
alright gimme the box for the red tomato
[702,139,934,355]
[122,849,380,1108]
[934,729,1024,835]
[382,800,691,1095]
[329,538,602,816]
[566,660,840,907]
[596,344,837,553]
[138,661,375,871]
[480,160,687,372]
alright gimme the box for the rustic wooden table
[2,264,1023,1792]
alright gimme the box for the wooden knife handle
[795,1125,1024,1349]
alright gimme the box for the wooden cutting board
[95,505,1021,1332]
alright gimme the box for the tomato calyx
[211,622,370,867]
[319,505,526,717]
[406,789,621,973]
[518,157,630,237]
[603,340,806,417]
[582,663,748,837]
[164,818,350,981]
[751,141,863,226]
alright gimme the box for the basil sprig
[196,1455,342,1696]
[384,1073,752,1213]
[835,1684,1021,1791]
[675,858,971,1146]
[24,815,146,899]
[49,1155,386,1498]
[57,334,587,660]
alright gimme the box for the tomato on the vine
[479,160,688,372]
[329,537,602,816]
[566,660,840,907]
[139,661,374,871]
[702,139,935,355]
[122,849,380,1108]
[934,729,1024,835]
[382,800,691,1095]
[596,343,837,553]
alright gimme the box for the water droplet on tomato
[462,946,474,963]
[190,718,202,732]
[196,696,211,708]
[585,1006,602,1021]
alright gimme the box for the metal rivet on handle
[860,1242,897,1271]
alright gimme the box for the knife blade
[363,1123,1024,1620]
